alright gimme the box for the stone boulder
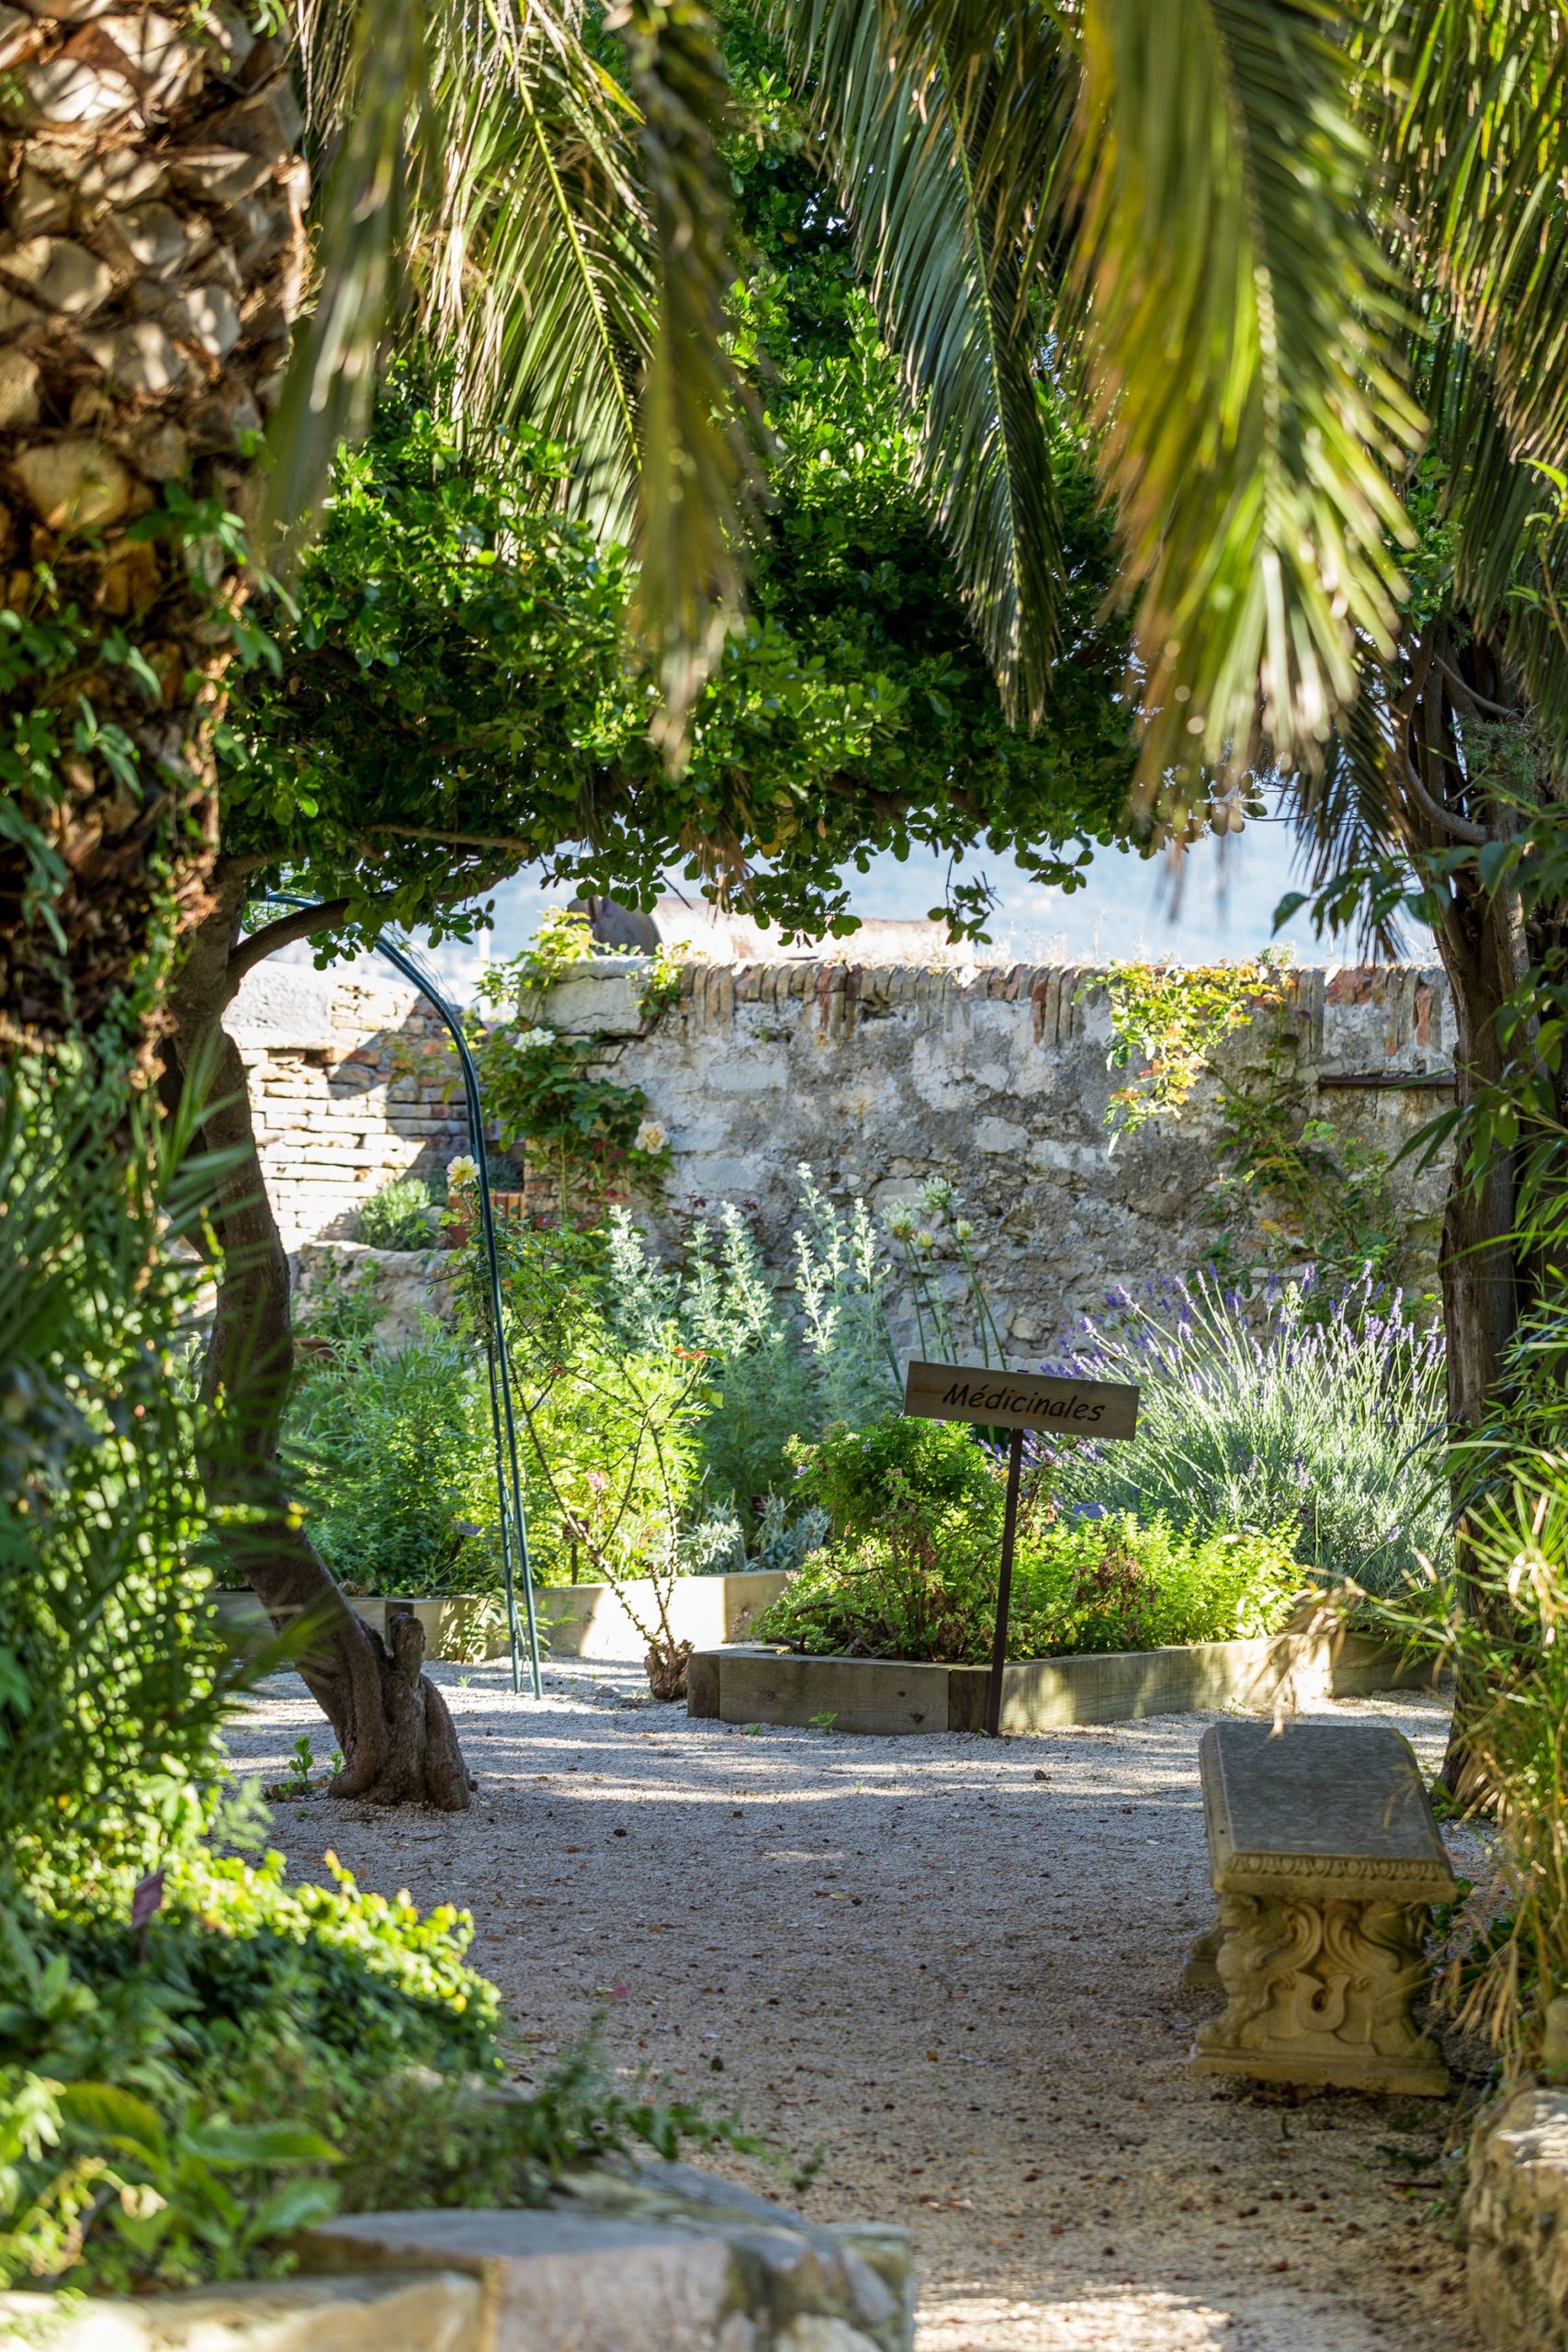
[301,2159,913,2352]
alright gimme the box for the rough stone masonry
[232,954,1452,1358]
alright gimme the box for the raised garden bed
[686,1630,1436,1735]
[213,1571,789,1667]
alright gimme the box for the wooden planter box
[687,1630,1436,1736]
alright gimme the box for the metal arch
[262,894,543,1700]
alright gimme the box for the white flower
[446,1153,479,1187]
[517,1026,556,1050]
[635,1119,667,1155]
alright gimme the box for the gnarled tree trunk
[0,0,306,1056]
[166,865,472,1808]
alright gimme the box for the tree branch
[1398,751,1491,846]
[361,823,540,854]
[1435,656,1520,724]
[226,899,353,990]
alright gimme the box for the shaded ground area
[230,1660,1487,2352]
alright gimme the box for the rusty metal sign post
[902,1362,1141,1737]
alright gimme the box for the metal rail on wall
[262,895,543,1701]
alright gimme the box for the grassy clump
[1046,1272,1447,1595]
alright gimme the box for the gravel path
[230,1660,1489,2352]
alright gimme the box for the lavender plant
[1045,1272,1448,1595]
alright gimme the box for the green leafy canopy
[225,17,1135,957]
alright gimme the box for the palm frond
[1064,0,1420,804]
[261,0,426,550]
[1277,646,1411,957]
[1412,331,1568,775]
[269,0,650,549]
[610,0,758,762]
[424,3,649,543]
[779,0,1066,729]
[1393,0,1568,472]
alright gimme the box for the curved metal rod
[262,894,543,1700]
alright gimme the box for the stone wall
[233,954,1454,1352]
[230,962,469,1253]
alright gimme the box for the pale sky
[278,807,1431,998]
[412,808,1431,996]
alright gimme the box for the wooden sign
[902,1357,1141,1739]
[903,1360,1140,1441]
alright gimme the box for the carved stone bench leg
[1190,1890,1450,2096]
[1182,1919,1225,1994]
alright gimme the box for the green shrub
[1011,1515,1303,1655]
[287,1336,498,1595]
[355,1175,438,1250]
[789,1414,999,1538]
[0,1847,757,2291]
[755,1508,1301,1663]
[752,1411,1303,1662]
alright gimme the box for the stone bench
[1184,1719,1456,2096]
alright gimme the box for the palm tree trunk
[0,0,306,1055]
[0,11,471,1805]
[1395,623,1551,1796]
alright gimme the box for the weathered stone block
[304,2210,736,2352]
[1190,1720,1455,2096]
[1465,2086,1568,2351]
[535,962,649,1036]
[299,2162,913,2352]
[692,1634,1420,1736]
[707,1648,954,1735]
[0,2270,480,2352]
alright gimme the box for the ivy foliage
[466,912,670,1213]
[221,12,1134,959]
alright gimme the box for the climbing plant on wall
[1092,956,1291,1145]
[1094,958,1418,1308]
[468,914,672,1216]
